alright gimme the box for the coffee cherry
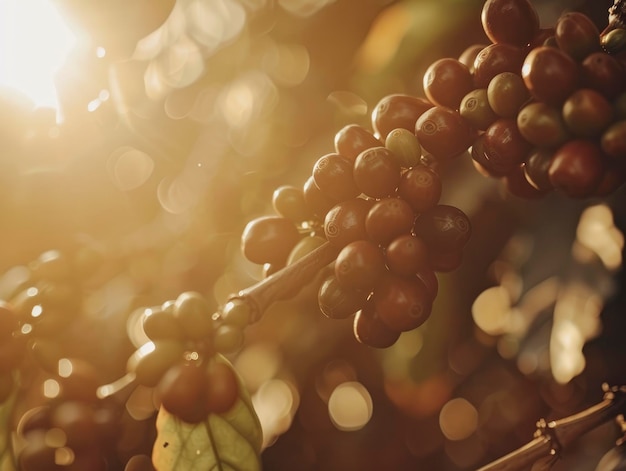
[517,101,570,148]
[353,147,401,198]
[127,340,185,387]
[481,118,532,176]
[213,324,244,354]
[157,362,210,424]
[371,94,433,140]
[385,234,430,277]
[581,52,626,100]
[142,306,185,342]
[601,120,626,159]
[205,360,239,414]
[334,124,381,162]
[524,148,556,191]
[504,164,551,199]
[423,58,474,109]
[555,11,601,61]
[353,301,400,349]
[312,153,360,201]
[373,274,433,332]
[241,216,301,266]
[324,197,372,248]
[562,88,614,138]
[384,128,422,168]
[487,72,529,118]
[335,240,386,292]
[272,185,311,223]
[481,0,539,46]
[522,46,579,105]
[460,88,499,131]
[173,291,214,341]
[458,43,488,73]
[415,106,475,159]
[303,176,336,219]
[397,165,442,213]
[318,275,368,320]
[473,43,526,88]
[548,139,606,198]
[413,205,472,253]
[365,198,415,246]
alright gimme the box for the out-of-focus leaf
[0,388,17,471]
[152,356,263,471]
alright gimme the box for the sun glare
[0,0,75,108]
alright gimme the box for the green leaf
[152,356,263,471]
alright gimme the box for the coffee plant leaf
[152,355,263,471]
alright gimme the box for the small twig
[226,241,340,323]
[476,385,626,471]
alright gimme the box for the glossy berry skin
[524,148,555,191]
[458,43,488,72]
[303,176,336,219]
[173,291,214,341]
[423,58,474,109]
[372,274,433,332]
[365,198,415,246]
[353,147,401,198]
[487,72,529,118]
[353,301,401,349]
[504,164,551,199]
[158,363,210,423]
[554,11,601,61]
[522,46,579,106]
[324,198,372,248]
[562,88,613,138]
[517,102,569,149]
[371,94,433,139]
[397,165,442,213]
[334,124,381,162]
[460,88,499,131]
[312,153,360,201]
[272,185,311,223]
[548,139,606,198]
[205,360,239,414]
[481,118,532,176]
[385,234,430,277]
[335,240,386,292]
[473,43,526,88]
[318,275,368,319]
[241,216,301,266]
[481,0,540,46]
[415,106,475,160]
[582,52,626,100]
[601,120,626,159]
[413,205,472,253]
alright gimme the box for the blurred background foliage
[0,0,625,469]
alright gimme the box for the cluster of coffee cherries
[242,99,472,348]
[126,291,244,424]
[420,0,626,198]
[239,0,626,347]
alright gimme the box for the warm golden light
[0,0,75,108]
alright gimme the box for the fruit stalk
[226,241,340,323]
[476,385,626,471]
